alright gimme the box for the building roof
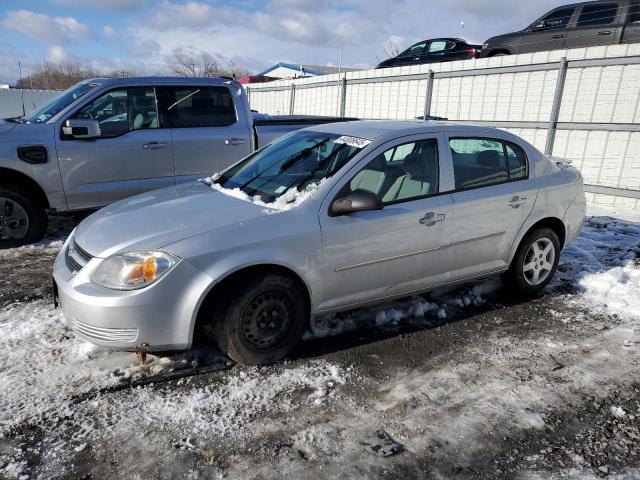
[256,62,361,77]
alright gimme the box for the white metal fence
[0,89,59,118]
[247,44,640,210]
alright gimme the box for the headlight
[91,251,180,290]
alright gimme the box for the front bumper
[52,235,214,351]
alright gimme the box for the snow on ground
[1,205,639,478]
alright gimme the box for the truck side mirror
[63,119,101,139]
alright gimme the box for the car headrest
[477,150,501,168]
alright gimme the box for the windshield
[25,82,98,124]
[216,130,371,203]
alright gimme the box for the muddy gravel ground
[0,213,639,480]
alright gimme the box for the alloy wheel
[0,197,30,241]
[523,237,555,286]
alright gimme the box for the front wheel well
[488,49,512,57]
[193,264,311,343]
[519,217,566,251]
[0,167,50,209]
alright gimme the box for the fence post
[289,83,296,115]
[423,70,435,120]
[339,77,347,118]
[545,57,568,156]
[246,86,251,109]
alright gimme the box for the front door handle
[143,142,167,150]
[597,30,611,35]
[419,212,446,226]
[507,195,528,208]
[552,34,564,39]
[225,138,247,146]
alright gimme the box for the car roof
[308,120,516,142]
[81,76,235,86]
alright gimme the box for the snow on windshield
[205,174,326,212]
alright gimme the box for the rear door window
[577,3,618,26]
[540,7,576,28]
[449,138,528,190]
[627,1,640,23]
[158,86,236,128]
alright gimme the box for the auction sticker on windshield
[334,136,372,148]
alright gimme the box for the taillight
[464,48,479,58]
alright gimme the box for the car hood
[0,119,18,134]
[74,181,269,258]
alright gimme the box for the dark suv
[377,38,482,68]
[481,0,640,57]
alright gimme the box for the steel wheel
[239,290,293,350]
[0,196,30,241]
[522,237,555,286]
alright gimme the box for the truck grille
[65,239,93,272]
[70,317,139,343]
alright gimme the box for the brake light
[464,48,479,58]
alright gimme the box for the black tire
[502,227,561,297]
[212,273,308,366]
[490,52,509,57]
[0,184,47,248]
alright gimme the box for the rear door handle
[597,30,611,35]
[143,142,167,150]
[419,212,446,226]
[225,138,247,146]
[507,196,528,208]
[552,34,564,39]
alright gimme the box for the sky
[0,0,576,83]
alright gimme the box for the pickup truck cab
[0,77,345,247]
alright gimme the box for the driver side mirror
[329,189,383,217]
[62,119,101,139]
[532,20,549,30]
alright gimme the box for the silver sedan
[52,121,586,365]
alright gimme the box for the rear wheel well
[0,168,50,209]
[520,217,566,251]
[488,49,511,57]
[193,264,311,343]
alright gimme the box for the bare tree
[383,39,405,59]
[166,48,249,79]
[17,62,96,90]
[167,49,220,77]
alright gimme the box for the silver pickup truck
[0,76,349,247]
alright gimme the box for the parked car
[481,0,640,57]
[52,121,586,366]
[377,38,481,68]
[0,77,352,247]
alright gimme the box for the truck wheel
[503,227,560,297]
[213,273,308,366]
[0,185,48,248]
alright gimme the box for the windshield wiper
[277,143,349,198]
[5,116,25,124]
[279,139,330,172]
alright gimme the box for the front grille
[70,317,139,343]
[65,239,93,272]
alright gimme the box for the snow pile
[0,238,64,259]
[559,216,640,320]
[0,300,348,477]
[307,280,495,340]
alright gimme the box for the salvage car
[481,0,640,57]
[377,38,481,68]
[52,121,586,365]
[0,77,352,247]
